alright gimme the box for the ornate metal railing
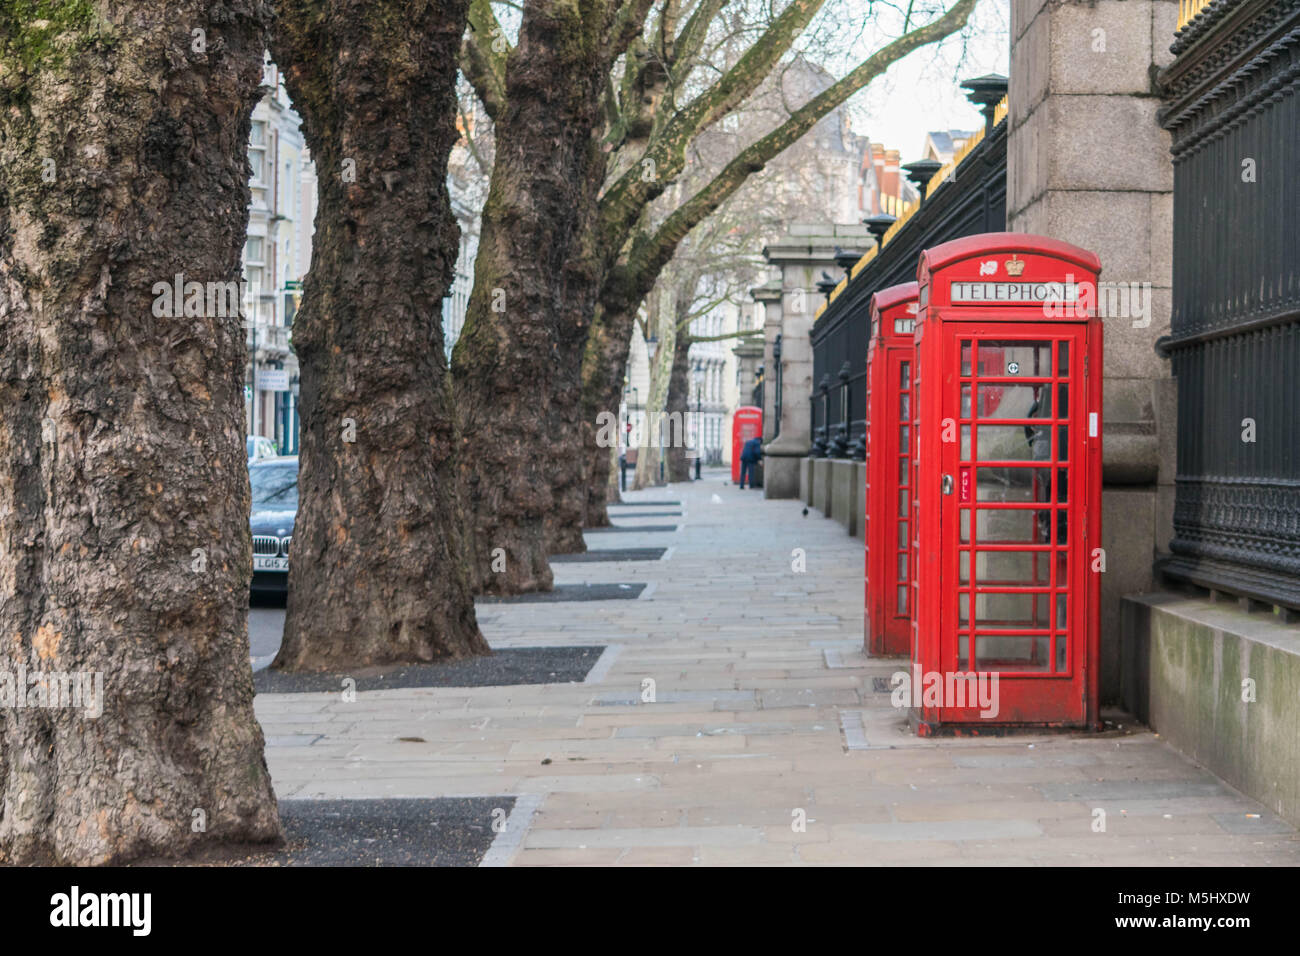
[1157,0,1300,609]
[1178,0,1213,31]
[809,90,1007,462]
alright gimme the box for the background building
[244,56,315,454]
[920,128,975,164]
[625,54,918,475]
[442,100,489,360]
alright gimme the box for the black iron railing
[1157,0,1300,609]
[808,107,1007,461]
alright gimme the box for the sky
[804,0,1011,158]
[481,0,1010,160]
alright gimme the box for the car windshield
[246,437,256,458]
[249,463,298,508]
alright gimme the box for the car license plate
[253,556,289,571]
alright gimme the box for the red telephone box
[864,282,919,656]
[909,233,1102,734]
[731,406,762,484]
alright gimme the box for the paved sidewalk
[255,471,1300,865]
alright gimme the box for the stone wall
[1009,0,1179,700]
[760,224,869,499]
[1122,593,1300,828]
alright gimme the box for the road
[248,594,286,671]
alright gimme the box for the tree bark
[633,291,676,490]
[451,1,612,588]
[0,1,281,864]
[579,302,635,527]
[665,329,693,483]
[270,0,488,670]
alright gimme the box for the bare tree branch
[629,0,978,286]
[598,0,827,253]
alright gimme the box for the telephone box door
[936,323,1093,724]
[866,348,914,655]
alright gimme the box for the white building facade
[244,57,316,454]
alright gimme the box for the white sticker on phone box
[1089,412,1098,437]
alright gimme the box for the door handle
[942,474,954,495]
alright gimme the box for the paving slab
[253,470,1300,866]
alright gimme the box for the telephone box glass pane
[977,341,1052,377]
[976,467,1050,502]
[967,508,1050,544]
[900,361,910,388]
[968,550,1052,586]
[1055,512,1070,546]
[976,385,1051,421]
[975,636,1051,672]
[898,521,908,548]
[976,426,1050,462]
[970,592,1051,629]
[1057,341,1070,375]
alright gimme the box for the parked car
[249,456,297,594]
[247,434,278,465]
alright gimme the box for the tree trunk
[634,295,677,490]
[579,303,631,526]
[451,2,610,589]
[665,330,693,483]
[270,0,488,670]
[0,1,281,864]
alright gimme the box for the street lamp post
[693,361,704,480]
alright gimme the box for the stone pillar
[751,281,782,444]
[760,224,869,499]
[1008,0,1178,700]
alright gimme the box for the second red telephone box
[864,282,919,656]
[731,406,762,484]
[909,233,1103,734]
